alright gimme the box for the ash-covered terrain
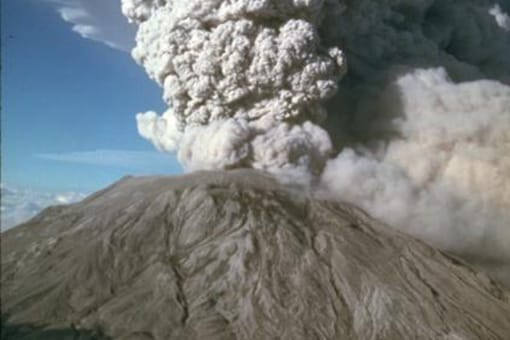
[2,170,510,340]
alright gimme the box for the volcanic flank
[2,170,510,340]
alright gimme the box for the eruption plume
[123,0,346,174]
[122,0,510,285]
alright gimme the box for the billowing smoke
[321,68,510,285]
[123,0,345,175]
[122,0,510,285]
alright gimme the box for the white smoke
[122,0,510,285]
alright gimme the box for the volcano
[2,170,510,339]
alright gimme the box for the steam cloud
[122,0,510,285]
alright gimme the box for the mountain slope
[2,170,510,339]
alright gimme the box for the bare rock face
[2,170,510,340]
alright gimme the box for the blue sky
[1,0,182,194]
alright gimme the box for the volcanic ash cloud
[123,0,510,285]
[321,68,510,285]
[123,0,346,175]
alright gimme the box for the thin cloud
[36,149,180,172]
[46,0,136,51]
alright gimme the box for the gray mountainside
[2,170,510,340]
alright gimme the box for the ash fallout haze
[123,0,510,286]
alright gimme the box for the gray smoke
[122,0,510,285]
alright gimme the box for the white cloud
[36,149,180,172]
[46,0,136,51]
[2,149,180,231]
[490,4,510,31]
[1,183,86,231]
